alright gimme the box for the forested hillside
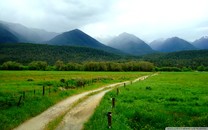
[0,43,131,65]
[142,50,208,69]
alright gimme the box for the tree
[28,61,48,70]
[55,60,65,71]
[1,61,23,70]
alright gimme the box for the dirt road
[14,75,151,130]
[55,89,112,130]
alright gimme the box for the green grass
[84,72,208,130]
[0,71,149,130]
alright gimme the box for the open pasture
[85,72,208,130]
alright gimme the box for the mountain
[0,43,132,65]
[150,37,196,52]
[0,24,19,43]
[0,20,58,43]
[47,29,124,54]
[149,38,164,50]
[107,33,154,55]
[192,36,208,49]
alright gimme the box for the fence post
[131,81,132,84]
[34,89,36,96]
[124,83,126,88]
[43,86,45,96]
[17,95,22,106]
[107,112,112,128]
[117,88,119,95]
[112,98,115,108]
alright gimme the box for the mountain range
[0,20,207,56]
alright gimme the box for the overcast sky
[0,0,208,42]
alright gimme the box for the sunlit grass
[84,72,208,130]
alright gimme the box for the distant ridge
[149,37,196,52]
[192,36,208,49]
[0,24,19,43]
[0,20,58,43]
[47,29,125,54]
[107,32,154,55]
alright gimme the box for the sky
[0,0,208,43]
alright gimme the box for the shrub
[1,61,23,70]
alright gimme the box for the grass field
[84,72,208,130]
[0,71,149,130]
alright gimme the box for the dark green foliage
[157,67,181,72]
[142,50,208,69]
[0,43,129,65]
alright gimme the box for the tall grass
[84,72,208,130]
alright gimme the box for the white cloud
[0,0,208,41]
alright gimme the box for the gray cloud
[0,0,208,41]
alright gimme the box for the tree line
[0,60,154,71]
[1,60,208,72]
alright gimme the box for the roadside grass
[0,71,149,130]
[84,72,208,130]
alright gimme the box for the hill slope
[142,50,208,68]
[0,24,19,43]
[47,29,124,55]
[108,33,154,55]
[150,37,196,52]
[0,21,58,43]
[0,43,129,65]
[192,36,208,49]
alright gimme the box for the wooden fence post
[124,83,126,88]
[34,89,36,96]
[107,112,112,128]
[17,95,22,106]
[112,98,115,108]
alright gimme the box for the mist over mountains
[0,21,207,56]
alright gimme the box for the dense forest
[0,43,134,64]
[0,43,208,71]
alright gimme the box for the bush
[28,61,48,70]
[159,67,181,72]
[197,65,205,71]
[1,61,23,70]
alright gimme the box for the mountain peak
[151,37,196,52]
[48,29,123,54]
[193,36,208,49]
[108,33,154,55]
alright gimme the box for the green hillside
[0,43,130,65]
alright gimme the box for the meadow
[0,71,149,130]
[84,72,208,130]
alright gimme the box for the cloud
[0,0,208,41]
[0,0,114,32]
